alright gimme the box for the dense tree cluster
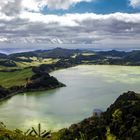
[26,66,65,90]
[0,86,10,99]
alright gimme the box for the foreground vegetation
[0,123,50,140]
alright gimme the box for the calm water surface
[0,65,140,131]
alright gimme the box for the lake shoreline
[0,84,65,102]
[0,66,66,102]
[0,63,140,102]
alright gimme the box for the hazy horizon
[0,44,140,54]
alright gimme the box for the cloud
[129,0,140,8]
[42,0,93,10]
[0,0,140,49]
[0,0,94,15]
[21,0,94,11]
[0,37,8,42]
[0,12,140,46]
[0,0,21,16]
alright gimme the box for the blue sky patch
[42,0,140,15]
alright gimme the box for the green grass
[0,65,18,71]
[0,57,59,71]
[0,57,59,88]
[0,68,33,88]
[15,58,59,69]
[0,123,50,140]
[82,53,96,56]
[106,127,116,140]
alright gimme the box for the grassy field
[82,52,96,56]
[0,68,33,88]
[0,57,60,88]
[0,57,59,71]
[15,58,59,69]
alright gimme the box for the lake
[0,65,140,131]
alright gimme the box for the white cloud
[0,12,140,46]
[0,37,8,42]
[19,11,80,26]
[22,0,93,11]
[19,12,140,26]
[0,0,94,16]
[0,0,21,16]
[21,0,41,12]
[129,0,140,8]
[41,0,93,10]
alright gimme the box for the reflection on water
[0,65,140,131]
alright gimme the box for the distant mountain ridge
[0,53,7,58]
[0,48,140,67]
[0,47,139,58]
[8,48,83,58]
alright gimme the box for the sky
[0,0,140,53]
